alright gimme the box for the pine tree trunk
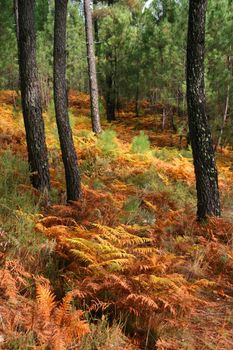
[216,84,230,150]
[18,0,50,193]
[105,51,116,122]
[54,0,81,201]
[186,0,220,221]
[84,0,101,134]
[14,0,19,43]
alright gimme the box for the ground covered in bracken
[0,90,233,349]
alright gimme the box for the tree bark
[18,0,50,193]
[105,50,116,122]
[216,84,230,150]
[84,0,102,134]
[14,0,19,44]
[186,0,220,220]
[54,0,81,201]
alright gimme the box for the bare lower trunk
[216,84,230,150]
[106,68,116,122]
[54,0,81,201]
[18,0,50,193]
[162,107,166,130]
[84,0,101,134]
[187,0,220,220]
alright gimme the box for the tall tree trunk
[14,0,19,44]
[135,84,140,118]
[106,71,116,122]
[54,0,81,201]
[186,0,220,221]
[93,0,100,57]
[84,0,102,134]
[18,0,50,193]
[105,49,116,122]
[216,84,230,150]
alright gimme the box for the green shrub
[127,167,165,192]
[0,151,45,255]
[98,129,118,156]
[131,131,150,154]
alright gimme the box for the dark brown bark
[187,0,220,220]
[216,84,230,150]
[84,0,102,134]
[54,0,81,201]
[18,0,50,193]
[105,49,116,122]
[106,70,116,122]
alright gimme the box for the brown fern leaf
[39,215,77,228]
[55,292,73,327]
[107,273,132,293]
[0,269,17,303]
[36,284,57,322]
[125,294,158,313]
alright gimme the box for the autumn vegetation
[0,0,233,349]
[0,89,232,349]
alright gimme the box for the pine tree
[186,0,221,220]
[18,0,50,193]
[54,0,81,201]
[84,0,102,134]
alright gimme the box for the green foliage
[123,196,141,212]
[80,318,133,350]
[93,178,105,190]
[98,129,119,156]
[127,167,165,192]
[0,1,18,89]
[168,181,196,207]
[153,147,192,161]
[4,331,36,350]
[131,131,150,154]
[0,151,45,254]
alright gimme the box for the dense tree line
[1,1,232,133]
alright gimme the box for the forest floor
[0,90,233,350]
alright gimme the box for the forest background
[0,0,233,349]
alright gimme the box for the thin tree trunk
[18,0,50,193]
[186,0,220,221]
[54,0,81,201]
[135,71,140,117]
[84,0,101,134]
[105,0,116,122]
[14,0,19,44]
[216,84,230,150]
[162,107,166,130]
[93,0,100,57]
[105,55,116,122]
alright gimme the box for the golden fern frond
[36,284,56,322]
[100,251,134,260]
[70,249,95,265]
[94,236,123,253]
[67,237,96,253]
[131,247,158,255]
[55,292,73,327]
[94,224,121,244]
[89,258,131,272]
[94,224,152,247]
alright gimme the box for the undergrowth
[0,151,45,255]
[0,91,233,350]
